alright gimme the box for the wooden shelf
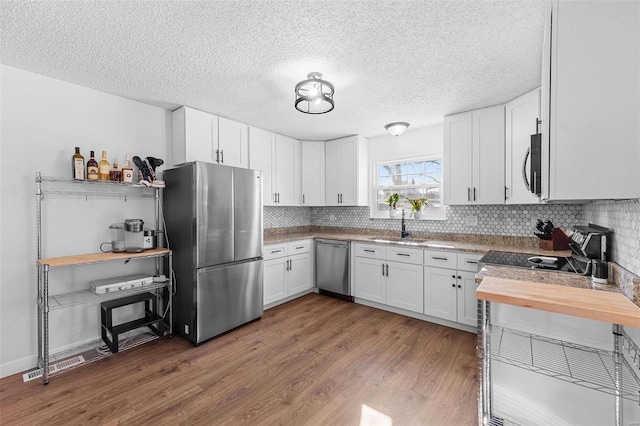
[476,276,640,328]
[38,248,170,268]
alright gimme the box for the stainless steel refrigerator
[163,162,263,345]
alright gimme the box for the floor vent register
[22,355,85,382]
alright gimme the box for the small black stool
[100,292,163,353]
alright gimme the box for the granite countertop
[263,227,571,256]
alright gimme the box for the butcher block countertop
[477,276,640,328]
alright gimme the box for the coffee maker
[568,224,611,283]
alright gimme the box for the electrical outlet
[184,324,189,335]
[330,214,336,221]
[465,215,479,226]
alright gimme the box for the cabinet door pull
[432,256,449,261]
[467,187,471,202]
[382,264,385,276]
[451,283,456,288]
[364,249,375,253]
[473,187,477,201]
[302,194,305,204]
[451,274,456,278]
[289,259,293,271]
[295,246,305,250]
[396,253,410,257]
[385,264,389,276]
[220,150,224,164]
[466,260,478,265]
[504,186,508,201]
[216,149,220,163]
[458,275,462,280]
[271,249,282,254]
[337,193,340,204]
[457,284,462,288]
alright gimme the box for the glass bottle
[86,150,99,181]
[98,150,111,181]
[110,163,121,182]
[72,147,85,180]
[121,154,134,184]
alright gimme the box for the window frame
[370,154,446,220]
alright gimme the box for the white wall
[0,65,170,377]
[367,124,443,164]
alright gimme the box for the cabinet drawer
[355,243,386,259]
[457,252,483,272]
[264,243,288,260]
[423,250,457,270]
[386,246,423,265]
[288,240,311,254]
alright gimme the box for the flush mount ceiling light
[295,72,334,114]
[384,122,410,137]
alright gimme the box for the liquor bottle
[72,147,85,180]
[110,163,122,182]
[121,154,134,184]
[86,150,99,181]
[98,150,111,181]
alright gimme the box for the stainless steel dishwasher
[315,239,353,301]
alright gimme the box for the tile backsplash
[266,201,640,276]
[264,206,311,229]
[266,204,582,236]
[581,199,640,276]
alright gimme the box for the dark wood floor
[0,294,478,425]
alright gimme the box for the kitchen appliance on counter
[316,239,352,301]
[478,223,611,279]
[163,162,263,345]
[124,219,145,253]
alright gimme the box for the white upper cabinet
[248,127,300,206]
[248,126,275,206]
[541,0,639,201]
[172,106,248,168]
[505,88,541,204]
[218,117,249,168]
[172,106,219,165]
[325,135,368,206]
[300,141,325,206]
[274,134,300,206]
[444,105,505,205]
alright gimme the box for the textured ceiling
[0,0,545,140]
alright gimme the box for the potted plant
[405,197,429,219]
[385,193,401,218]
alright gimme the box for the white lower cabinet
[263,240,313,306]
[354,256,387,304]
[355,243,482,327]
[424,250,482,327]
[423,266,458,322]
[264,258,288,305]
[386,261,424,313]
[354,244,423,314]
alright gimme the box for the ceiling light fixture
[295,72,334,114]
[384,122,410,137]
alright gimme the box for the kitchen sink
[366,236,427,244]
[365,237,457,249]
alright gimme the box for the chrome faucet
[401,209,409,238]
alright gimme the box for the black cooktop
[478,250,586,274]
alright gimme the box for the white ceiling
[0,0,545,140]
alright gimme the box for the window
[371,156,444,219]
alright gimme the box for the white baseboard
[354,298,476,334]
